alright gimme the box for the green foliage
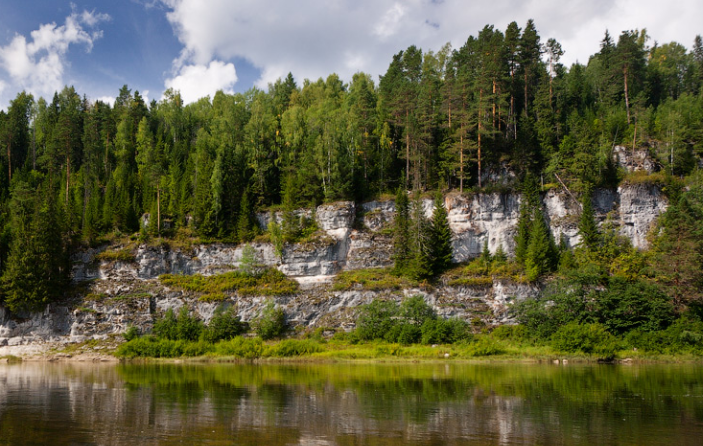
[264,339,324,356]
[355,299,399,341]
[122,326,140,341]
[159,268,298,297]
[1,24,703,336]
[238,244,259,276]
[332,268,418,291]
[577,185,599,250]
[524,207,558,281]
[420,318,472,344]
[550,323,620,358]
[1,176,70,313]
[268,218,284,260]
[153,308,177,340]
[213,336,264,358]
[202,306,248,343]
[116,337,210,358]
[254,300,287,340]
[153,307,203,341]
[392,187,411,274]
[428,192,454,275]
[96,248,136,263]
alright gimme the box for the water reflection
[1,362,703,445]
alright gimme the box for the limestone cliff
[0,184,668,349]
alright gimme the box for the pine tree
[428,192,453,275]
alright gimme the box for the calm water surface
[1,361,703,445]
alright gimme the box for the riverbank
[4,335,702,365]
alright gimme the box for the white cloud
[374,3,407,40]
[0,9,109,101]
[159,0,703,92]
[164,60,237,104]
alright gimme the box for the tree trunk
[459,123,464,193]
[478,89,483,188]
[157,187,161,235]
[7,141,11,182]
[406,110,410,189]
[66,154,70,204]
[624,66,631,124]
[524,71,529,117]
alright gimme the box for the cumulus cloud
[0,9,109,100]
[159,0,703,92]
[164,60,237,103]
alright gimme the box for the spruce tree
[1,180,69,313]
[514,198,532,265]
[281,175,300,242]
[428,192,453,275]
[578,185,599,250]
[392,187,411,274]
[524,206,557,282]
[236,189,255,243]
[408,192,432,280]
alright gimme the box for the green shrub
[153,308,178,340]
[159,268,298,297]
[550,323,620,358]
[152,307,203,341]
[597,278,675,334]
[332,268,417,291]
[625,317,703,354]
[264,339,324,356]
[116,337,187,358]
[490,324,530,344]
[421,318,472,344]
[175,307,204,341]
[463,337,505,356]
[122,325,140,342]
[202,307,248,343]
[399,295,436,326]
[214,336,264,358]
[396,323,422,345]
[96,248,136,263]
[355,299,399,341]
[254,300,287,340]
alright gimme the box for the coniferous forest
[2,19,703,340]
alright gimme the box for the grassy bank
[113,333,703,363]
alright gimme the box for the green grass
[95,248,136,263]
[159,268,299,297]
[332,268,419,291]
[113,332,703,363]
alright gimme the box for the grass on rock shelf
[159,268,299,300]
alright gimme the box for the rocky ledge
[0,185,668,351]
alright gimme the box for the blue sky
[0,0,701,109]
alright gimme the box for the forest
[1,19,703,325]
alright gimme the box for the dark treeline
[2,20,703,313]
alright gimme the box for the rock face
[0,185,668,349]
[0,277,541,348]
[613,145,660,173]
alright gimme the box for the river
[1,361,702,445]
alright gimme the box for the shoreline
[3,340,703,365]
